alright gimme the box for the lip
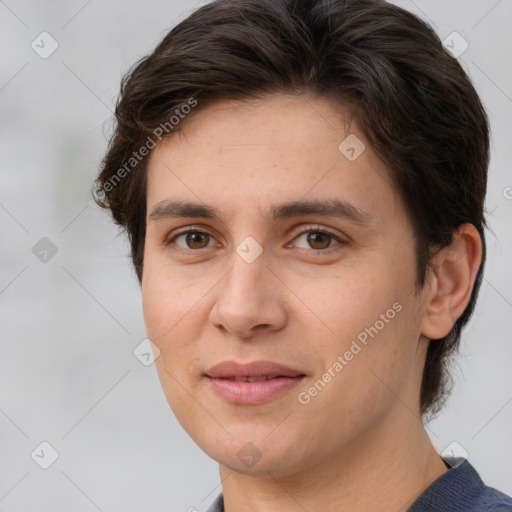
[205,360,306,405]
[206,360,304,379]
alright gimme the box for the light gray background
[0,0,511,511]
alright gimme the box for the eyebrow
[148,198,372,226]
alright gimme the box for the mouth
[204,360,306,405]
[218,375,289,382]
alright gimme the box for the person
[94,0,512,510]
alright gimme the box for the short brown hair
[94,0,490,416]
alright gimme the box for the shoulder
[408,459,512,512]
[457,460,512,511]
[474,485,512,511]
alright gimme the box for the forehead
[145,93,402,225]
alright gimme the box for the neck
[219,406,447,512]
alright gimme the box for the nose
[209,253,287,340]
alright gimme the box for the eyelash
[165,226,347,254]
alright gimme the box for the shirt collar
[206,459,485,512]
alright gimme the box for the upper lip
[205,360,305,379]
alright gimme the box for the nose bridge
[223,228,268,294]
[210,244,287,337]
[224,245,269,306]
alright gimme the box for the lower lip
[206,376,305,405]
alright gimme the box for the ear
[421,224,483,340]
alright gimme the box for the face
[142,94,430,478]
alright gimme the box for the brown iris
[186,232,210,249]
[307,232,332,250]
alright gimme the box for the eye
[170,230,216,250]
[166,226,346,253]
[292,228,344,251]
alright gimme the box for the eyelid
[289,223,345,240]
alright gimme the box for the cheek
[332,297,420,412]
[141,259,211,378]
[142,255,197,337]
[142,268,188,371]
[296,305,420,448]
[142,267,202,410]
[295,261,420,405]
[293,267,399,348]
[142,272,172,343]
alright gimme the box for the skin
[142,93,482,512]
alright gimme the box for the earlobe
[420,224,483,340]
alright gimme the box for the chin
[197,429,309,478]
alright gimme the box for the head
[95,0,488,475]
